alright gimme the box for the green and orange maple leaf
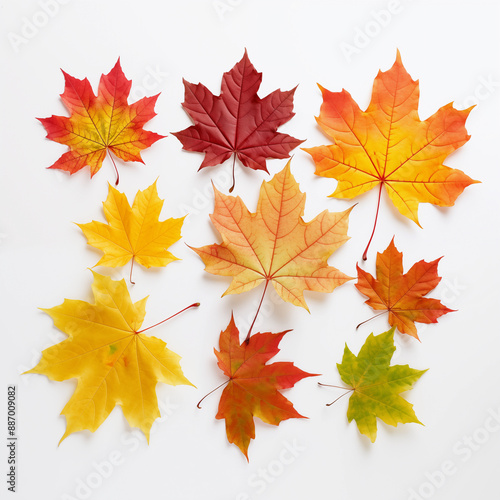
[191,161,353,311]
[24,272,196,443]
[332,327,427,442]
[214,315,315,459]
[356,238,452,339]
[304,51,478,259]
[38,59,163,181]
[78,181,184,281]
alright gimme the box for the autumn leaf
[173,50,304,191]
[355,238,453,339]
[38,59,164,183]
[191,161,353,319]
[331,327,427,442]
[78,181,184,282]
[24,272,197,443]
[303,51,478,259]
[213,314,316,459]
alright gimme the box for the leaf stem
[135,302,200,334]
[129,256,135,285]
[326,389,354,407]
[107,150,120,186]
[355,312,387,330]
[245,280,269,343]
[197,380,229,409]
[362,182,383,261]
[318,382,354,406]
[318,383,349,389]
[229,153,236,193]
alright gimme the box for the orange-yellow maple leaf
[215,314,316,459]
[38,59,164,181]
[355,238,453,339]
[24,272,195,443]
[191,161,353,311]
[304,51,478,258]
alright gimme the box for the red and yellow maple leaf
[173,50,303,191]
[38,59,164,181]
[355,238,453,339]
[191,161,353,311]
[214,314,316,459]
[304,51,478,259]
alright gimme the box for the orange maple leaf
[355,238,453,339]
[214,314,316,459]
[191,161,353,314]
[38,59,164,182]
[304,51,478,259]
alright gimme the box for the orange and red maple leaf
[214,315,316,459]
[38,59,164,180]
[356,238,453,339]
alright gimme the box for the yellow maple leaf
[25,272,194,443]
[191,161,353,311]
[78,181,184,280]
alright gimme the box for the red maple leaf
[172,50,304,191]
[214,314,316,459]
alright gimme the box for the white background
[1,1,499,499]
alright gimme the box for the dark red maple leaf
[172,50,304,191]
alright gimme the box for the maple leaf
[334,327,427,442]
[191,161,353,316]
[304,51,478,259]
[355,238,453,339]
[24,272,196,443]
[38,59,164,182]
[78,181,184,282]
[172,50,304,191]
[214,314,316,459]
